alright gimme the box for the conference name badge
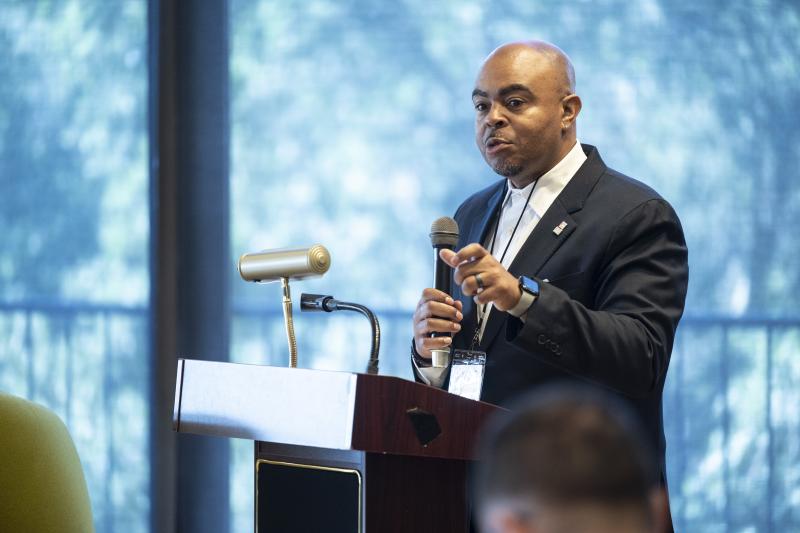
[447,349,486,401]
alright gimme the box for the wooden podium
[173,359,503,533]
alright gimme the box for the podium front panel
[256,459,361,533]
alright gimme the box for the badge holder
[447,348,486,401]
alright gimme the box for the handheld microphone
[238,244,331,283]
[429,217,459,367]
[430,216,459,292]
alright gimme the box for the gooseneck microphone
[429,217,459,368]
[300,293,380,375]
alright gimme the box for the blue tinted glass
[0,2,150,532]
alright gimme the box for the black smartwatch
[519,275,540,301]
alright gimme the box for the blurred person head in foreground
[474,385,669,533]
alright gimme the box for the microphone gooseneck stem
[281,277,298,368]
[334,302,381,375]
[299,293,380,375]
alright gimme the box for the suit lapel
[468,183,506,247]
[460,182,506,344]
[479,200,577,350]
[478,144,607,350]
[507,200,577,278]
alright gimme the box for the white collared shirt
[477,140,587,340]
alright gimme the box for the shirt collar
[503,140,587,216]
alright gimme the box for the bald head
[486,41,576,95]
[472,40,582,187]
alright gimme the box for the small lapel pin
[553,221,568,236]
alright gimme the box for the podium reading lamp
[238,244,331,367]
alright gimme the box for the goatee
[492,160,523,177]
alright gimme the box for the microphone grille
[307,244,331,274]
[430,216,459,247]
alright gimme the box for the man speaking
[411,41,688,494]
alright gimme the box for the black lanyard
[469,179,538,350]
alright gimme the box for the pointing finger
[439,248,459,267]
[451,243,489,265]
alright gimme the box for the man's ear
[561,94,582,130]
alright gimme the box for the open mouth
[485,137,512,154]
[485,137,511,148]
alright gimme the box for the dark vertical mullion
[173,1,231,531]
[150,1,231,532]
[149,0,177,532]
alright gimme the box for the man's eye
[507,99,524,108]
[474,102,487,112]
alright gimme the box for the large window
[229,1,800,531]
[0,2,150,531]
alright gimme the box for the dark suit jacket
[450,144,689,478]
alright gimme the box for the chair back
[0,392,95,532]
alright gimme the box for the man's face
[473,48,569,185]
